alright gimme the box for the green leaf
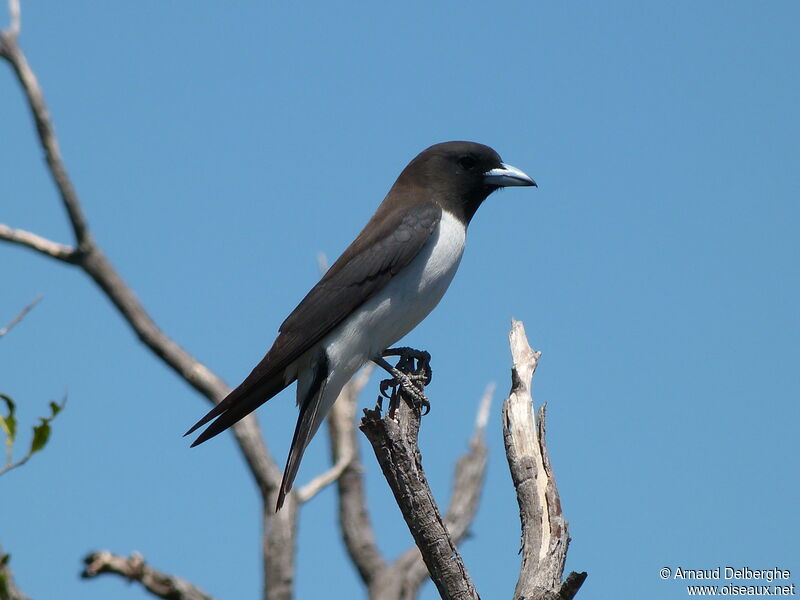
[0,415,15,442]
[30,419,51,455]
[0,552,9,566]
[0,394,14,412]
[0,394,16,444]
[49,400,63,417]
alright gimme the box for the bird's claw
[383,347,433,386]
[379,378,394,399]
[376,346,432,417]
[384,379,428,419]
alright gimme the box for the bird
[185,141,536,510]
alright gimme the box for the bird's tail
[276,349,330,510]
[185,373,291,447]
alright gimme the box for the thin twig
[0,295,42,338]
[0,27,89,248]
[82,551,215,600]
[0,455,31,476]
[0,459,28,476]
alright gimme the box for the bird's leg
[372,349,431,416]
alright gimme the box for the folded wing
[185,201,442,445]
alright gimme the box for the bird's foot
[373,348,432,418]
[382,347,432,386]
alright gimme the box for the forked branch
[0,0,277,502]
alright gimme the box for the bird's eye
[458,155,477,170]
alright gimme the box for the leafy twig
[0,394,65,476]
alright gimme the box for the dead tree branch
[333,378,490,600]
[81,551,215,600]
[0,225,77,262]
[394,384,492,598]
[503,319,586,600]
[360,393,480,600]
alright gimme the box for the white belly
[323,209,466,380]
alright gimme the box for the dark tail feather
[276,393,324,510]
[276,351,329,511]
[184,392,237,437]
[187,374,291,447]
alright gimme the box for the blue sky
[2,2,798,599]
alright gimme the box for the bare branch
[361,396,480,600]
[395,384,493,597]
[260,498,299,600]
[503,319,586,600]
[0,295,42,339]
[1,12,279,498]
[0,27,90,248]
[296,446,352,503]
[297,366,373,503]
[331,376,491,600]
[81,551,215,600]
[0,224,76,262]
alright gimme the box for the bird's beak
[483,163,537,187]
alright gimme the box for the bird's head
[397,141,536,224]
